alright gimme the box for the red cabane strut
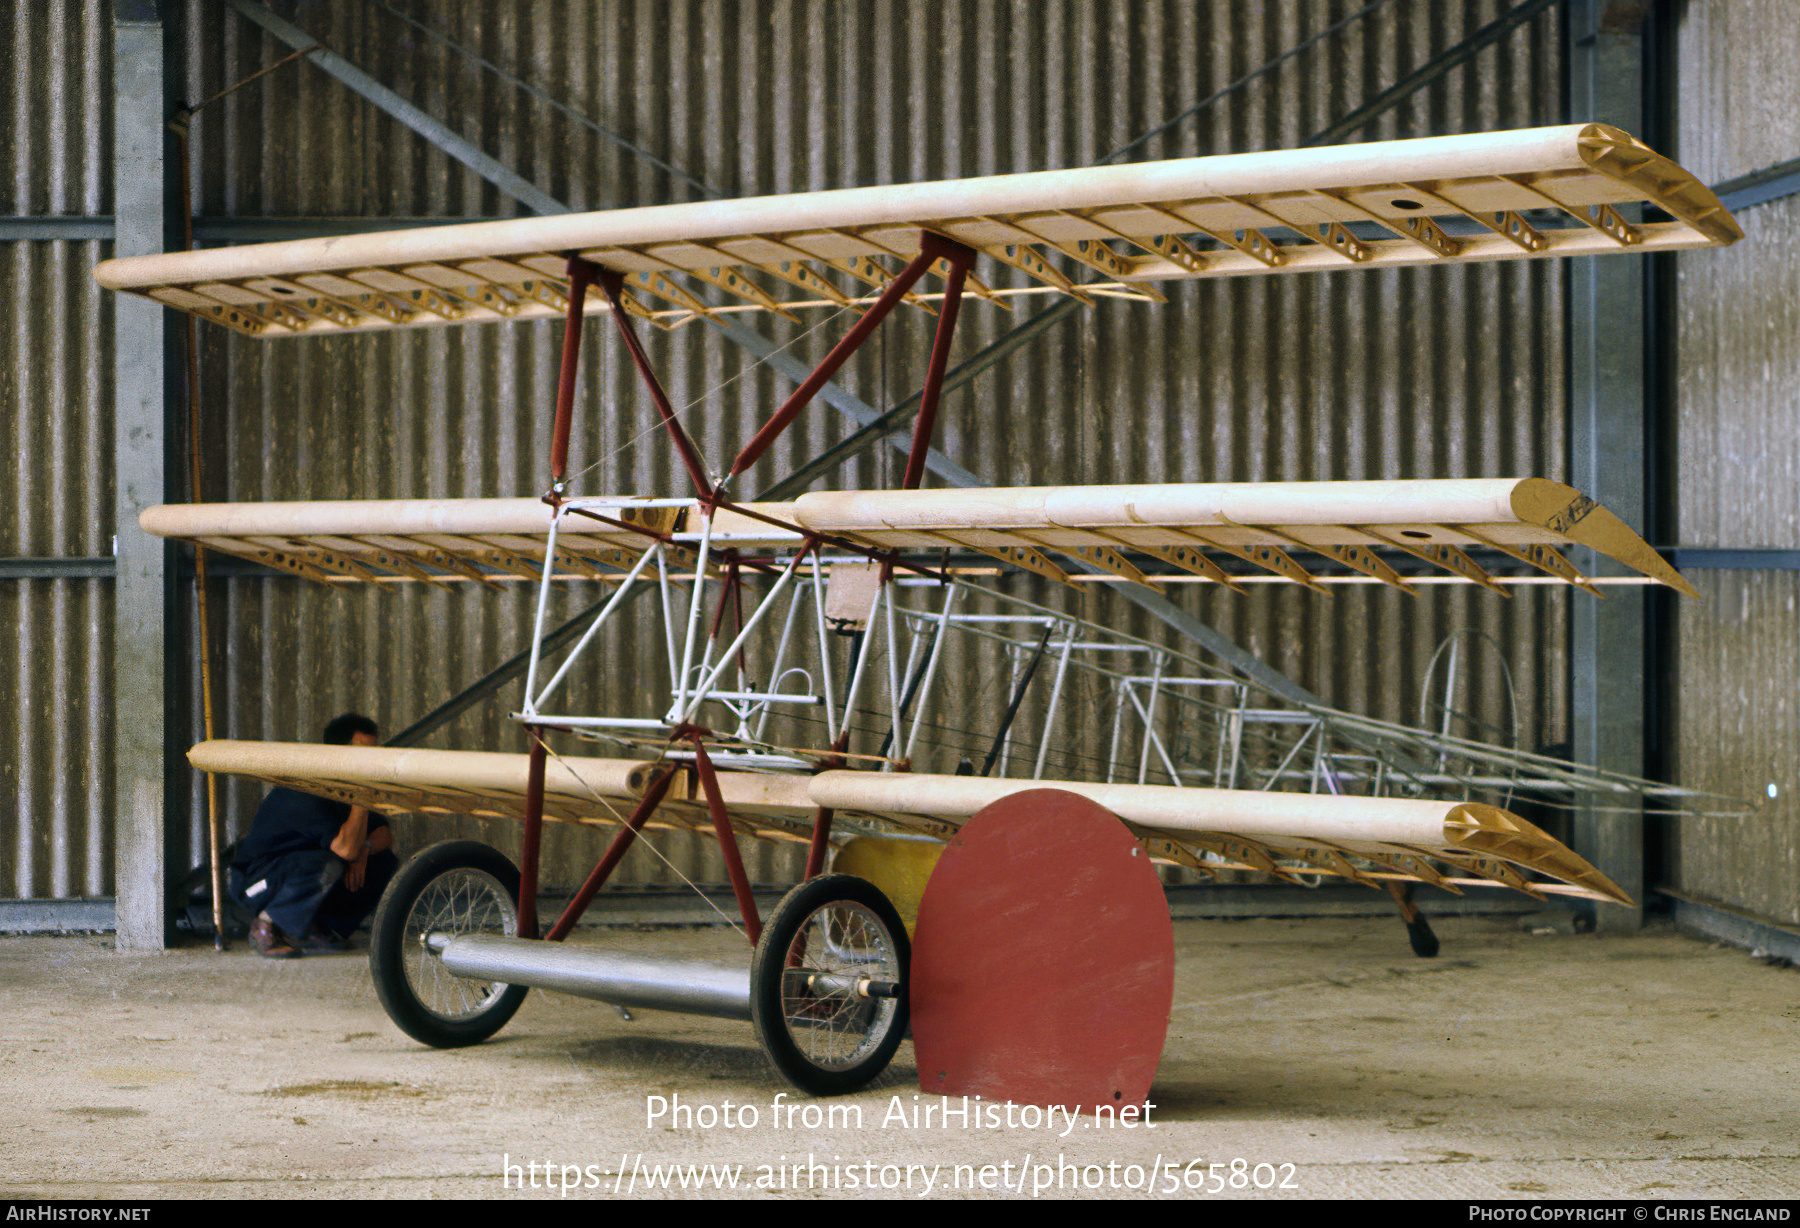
[526,232,977,946]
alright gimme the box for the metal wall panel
[158,0,1570,898]
[7,0,1572,905]
[0,0,116,900]
[0,575,113,899]
[1675,198,1800,552]
[2,0,111,218]
[1670,571,1799,925]
[1,240,113,558]
[1672,0,1800,925]
[1673,0,1800,185]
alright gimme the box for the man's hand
[345,853,367,893]
[330,803,371,863]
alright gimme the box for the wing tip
[1577,122,1744,247]
[1510,479,1697,595]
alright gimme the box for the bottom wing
[194,740,1629,905]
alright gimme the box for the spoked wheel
[371,840,530,1048]
[751,874,910,1096]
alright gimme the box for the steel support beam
[0,898,119,933]
[1666,549,1800,571]
[221,0,969,491]
[112,0,179,950]
[1661,890,1800,965]
[1713,156,1800,213]
[1567,0,1649,931]
[0,558,117,579]
[0,217,116,240]
[1306,0,1559,147]
[223,0,562,216]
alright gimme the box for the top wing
[137,477,1693,594]
[190,739,1630,906]
[93,124,1737,338]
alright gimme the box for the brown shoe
[250,916,301,959]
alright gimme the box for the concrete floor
[1,913,1796,1200]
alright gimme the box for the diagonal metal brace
[729,232,969,482]
[688,736,763,943]
[544,764,680,942]
[594,265,716,500]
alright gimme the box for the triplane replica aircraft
[98,124,1738,1105]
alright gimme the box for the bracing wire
[564,300,860,492]
[535,735,752,940]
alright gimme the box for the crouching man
[230,713,398,958]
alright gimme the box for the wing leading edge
[94,124,1737,337]
[191,740,1630,906]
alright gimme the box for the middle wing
[139,477,1689,593]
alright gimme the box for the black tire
[750,874,909,1096]
[370,840,530,1048]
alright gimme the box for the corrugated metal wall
[1,0,114,900]
[1672,0,1800,925]
[6,0,1573,903]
